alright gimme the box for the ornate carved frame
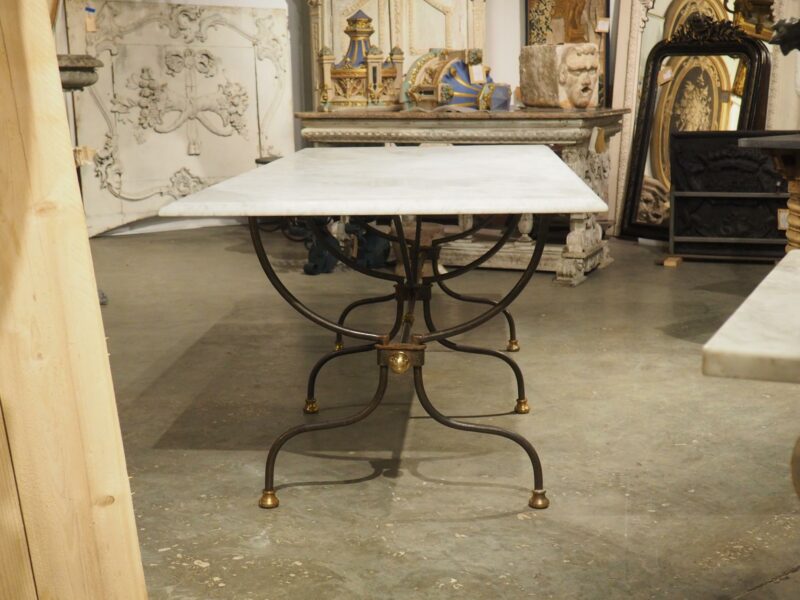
[608,0,655,234]
[649,53,733,187]
[620,15,771,240]
[663,0,728,36]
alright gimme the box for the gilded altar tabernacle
[318,11,404,112]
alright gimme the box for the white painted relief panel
[66,0,294,235]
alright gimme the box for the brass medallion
[388,351,411,375]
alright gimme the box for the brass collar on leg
[377,343,426,375]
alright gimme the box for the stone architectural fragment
[520,43,600,109]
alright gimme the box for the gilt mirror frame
[620,14,771,240]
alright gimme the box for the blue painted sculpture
[403,49,512,112]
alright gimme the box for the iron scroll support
[250,214,552,511]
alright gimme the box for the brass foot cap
[507,339,520,352]
[259,490,279,509]
[303,399,319,414]
[334,342,344,351]
[514,398,530,415]
[529,490,549,510]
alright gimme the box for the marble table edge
[701,251,800,385]
[702,349,800,385]
[158,204,610,218]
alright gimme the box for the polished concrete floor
[92,226,800,599]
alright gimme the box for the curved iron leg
[420,217,551,344]
[432,247,518,351]
[304,343,375,414]
[334,293,397,351]
[412,366,548,509]
[435,279,519,352]
[260,367,390,509]
[423,298,529,415]
[248,218,383,343]
[308,297,403,414]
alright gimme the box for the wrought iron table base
[249,214,551,511]
[311,283,526,415]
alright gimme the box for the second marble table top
[159,145,606,218]
[703,251,800,384]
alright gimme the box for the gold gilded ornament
[389,351,411,374]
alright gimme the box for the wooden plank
[0,402,37,600]
[0,2,147,598]
[793,437,800,500]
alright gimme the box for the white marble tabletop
[703,251,800,384]
[159,145,606,218]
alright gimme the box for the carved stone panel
[66,0,295,235]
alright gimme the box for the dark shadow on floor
[120,296,416,455]
[694,279,764,297]
[659,315,730,345]
[125,289,523,456]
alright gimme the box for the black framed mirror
[620,14,771,240]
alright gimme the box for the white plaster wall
[483,0,524,92]
[767,0,800,130]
